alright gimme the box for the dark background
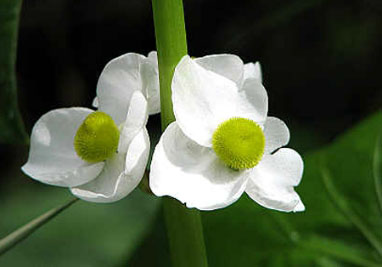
[17,0,382,149]
[0,0,381,266]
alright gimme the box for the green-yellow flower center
[212,117,265,170]
[74,111,120,163]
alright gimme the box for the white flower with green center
[150,54,304,211]
[22,52,159,203]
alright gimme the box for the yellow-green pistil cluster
[74,111,120,163]
[212,118,265,170]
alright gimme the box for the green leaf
[131,111,382,266]
[373,133,382,215]
[0,185,160,266]
[0,0,28,144]
[321,167,382,257]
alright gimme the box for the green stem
[152,0,209,266]
[152,0,186,129]
[163,198,209,267]
[0,198,78,256]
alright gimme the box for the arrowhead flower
[22,52,159,203]
[149,54,304,211]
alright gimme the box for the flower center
[212,117,265,170]
[74,111,120,163]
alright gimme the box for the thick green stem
[152,0,186,129]
[163,198,209,267]
[152,0,209,266]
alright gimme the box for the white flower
[22,52,159,203]
[149,54,304,212]
[93,51,160,120]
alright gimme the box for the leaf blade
[373,134,382,215]
[321,167,382,257]
[0,0,28,144]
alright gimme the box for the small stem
[0,198,78,256]
[152,0,209,266]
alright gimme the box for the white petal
[92,97,99,108]
[172,56,268,147]
[245,148,304,212]
[243,62,262,84]
[294,201,305,212]
[264,116,290,154]
[147,51,158,63]
[195,54,244,86]
[97,53,146,124]
[118,91,148,153]
[140,51,160,115]
[71,128,150,203]
[239,78,268,125]
[149,122,248,210]
[22,108,104,187]
[124,128,150,176]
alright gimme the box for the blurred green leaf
[321,168,382,258]
[373,134,382,214]
[0,187,160,267]
[131,111,382,266]
[0,0,28,144]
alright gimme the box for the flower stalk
[0,198,78,256]
[152,0,209,266]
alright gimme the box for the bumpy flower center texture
[212,118,265,170]
[74,111,120,163]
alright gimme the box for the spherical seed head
[212,118,265,170]
[74,111,120,163]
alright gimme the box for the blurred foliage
[0,187,160,267]
[0,0,28,144]
[131,111,382,266]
